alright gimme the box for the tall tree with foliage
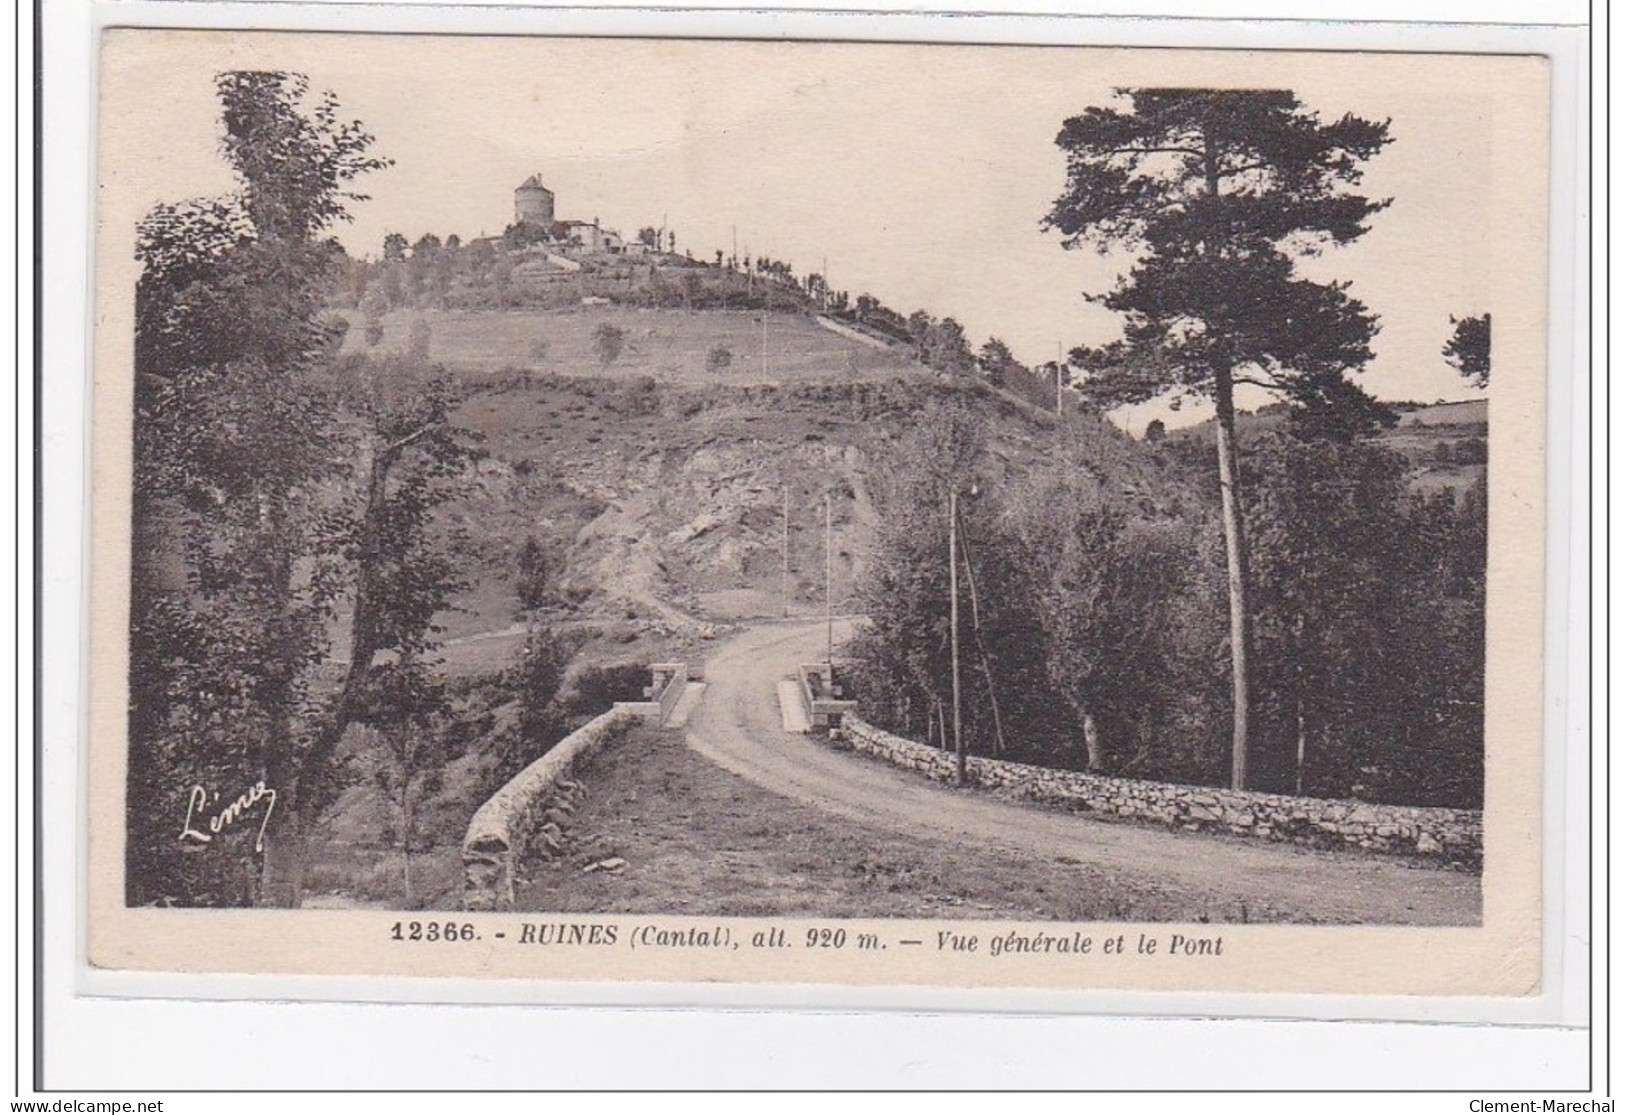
[129,72,409,906]
[1243,433,1483,804]
[1044,88,1391,789]
[1443,312,1491,387]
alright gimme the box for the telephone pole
[781,484,790,618]
[825,489,834,666]
[949,486,964,786]
[1056,341,1065,415]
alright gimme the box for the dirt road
[683,619,1480,925]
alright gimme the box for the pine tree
[1045,88,1391,788]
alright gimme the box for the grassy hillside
[341,306,911,384]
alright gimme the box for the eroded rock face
[838,716,1482,865]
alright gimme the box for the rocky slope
[440,366,1077,671]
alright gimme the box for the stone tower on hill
[514,174,556,228]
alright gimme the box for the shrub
[570,663,650,714]
[706,345,733,373]
[592,323,625,366]
[514,536,560,614]
[407,318,432,361]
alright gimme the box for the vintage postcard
[86,28,1551,998]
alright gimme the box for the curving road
[682,618,1480,925]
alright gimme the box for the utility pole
[949,486,964,786]
[762,309,769,378]
[1056,341,1065,415]
[825,489,834,666]
[782,484,790,618]
[958,517,1007,757]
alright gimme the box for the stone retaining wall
[839,715,1481,863]
[461,706,638,910]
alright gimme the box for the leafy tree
[407,318,432,361]
[1456,436,1488,465]
[592,322,626,366]
[360,287,388,347]
[130,71,391,906]
[513,627,570,768]
[378,262,404,308]
[128,73,476,907]
[300,357,476,902]
[1284,368,1398,442]
[515,535,559,616]
[382,231,409,261]
[637,226,659,248]
[1243,434,1482,804]
[1044,88,1391,789]
[355,659,451,908]
[978,338,1017,387]
[1013,486,1226,780]
[848,401,1000,751]
[1145,418,1167,442]
[503,221,550,250]
[1443,312,1491,387]
[466,237,496,281]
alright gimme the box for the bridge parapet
[644,663,688,726]
[462,705,636,910]
[462,662,689,909]
[797,662,856,733]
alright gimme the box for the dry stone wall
[462,706,639,910]
[839,716,1481,864]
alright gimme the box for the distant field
[1396,398,1488,428]
[1163,395,1488,494]
[339,306,911,385]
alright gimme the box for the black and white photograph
[86,29,1552,994]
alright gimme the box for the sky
[100,33,1547,424]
